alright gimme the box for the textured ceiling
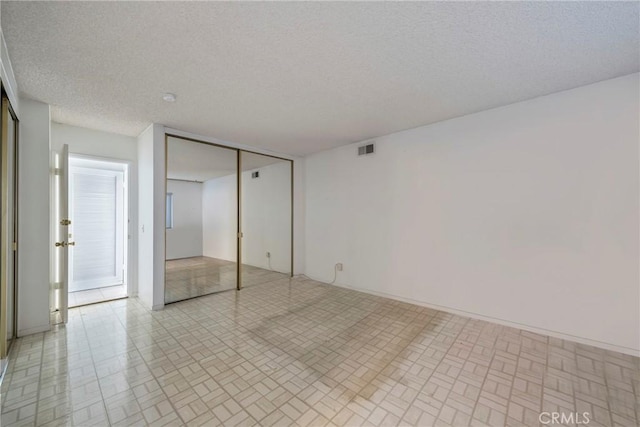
[3,1,639,156]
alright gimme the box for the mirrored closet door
[165,136,238,304]
[239,151,292,288]
[0,91,18,360]
[164,135,293,304]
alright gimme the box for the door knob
[55,241,75,247]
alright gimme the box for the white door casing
[54,144,70,323]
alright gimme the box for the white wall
[305,73,640,355]
[137,124,165,310]
[17,98,50,336]
[293,159,305,275]
[200,162,292,272]
[51,123,139,295]
[51,122,137,159]
[202,174,237,262]
[166,180,203,260]
[241,162,292,273]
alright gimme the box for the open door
[53,144,70,323]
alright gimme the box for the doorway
[67,156,129,307]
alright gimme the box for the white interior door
[54,144,70,323]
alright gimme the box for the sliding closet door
[165,136,238,303]
[0,93,18,358]
[239,152,292,289]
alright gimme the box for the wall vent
[357,143,375,156]
[251,171,260,179]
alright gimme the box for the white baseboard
[18,324,51,337]
[305,275,640,357]
[132,295,162,311]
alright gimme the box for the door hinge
[51,282,62,290]
[238,232,244,238]
[53,168,62,176]
[12,242,17,251]
[60,219,71,226]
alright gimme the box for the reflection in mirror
[240,152,292,288]
[164,137,237,304]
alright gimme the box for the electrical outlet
[266,252,271,258]
[336,263,343,271]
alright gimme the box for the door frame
[67,154,131,297]
[68,156,128,293]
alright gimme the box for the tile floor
[165,257,290,304]
[69,285,128,308]
[1,276,638,427]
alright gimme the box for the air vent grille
[357,143,375,156]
